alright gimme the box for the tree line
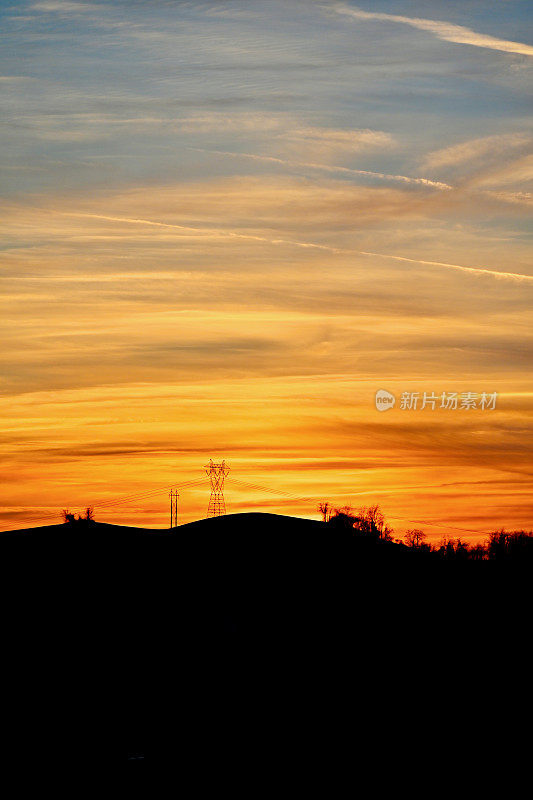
[318,502,533,561]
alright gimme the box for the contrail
[357,250,533,283]
[61,211,335,248]
[328,2,533,57]
[62,212,533,283]
[192,147,452,190]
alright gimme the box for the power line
[90,481,197,508]
[89,477,205,510]
[0,510,62,531]
[0,477,206,532]
[228,477,487,535]
[0,471,495,538]
[228,477,315,504]
[385,514,483,535]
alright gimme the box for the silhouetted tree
[405,529,426,548]
[328,504,394,541]
[455,539,469,560]
[469,544,486,561]
[507,530,533,559]
[61,509,76,524]
[365,505,385,537]
[381,524,394,542]
[487,529,533,561]
[318,502,332,522]
[487,529,509,560]
[352,506,372,536]
[445,539,455,559]
[329,506,358,531]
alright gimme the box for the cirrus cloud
[329,2,533,57]
[421,133,532,172]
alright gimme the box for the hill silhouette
[1,510,517,651]
[1,511,527,762]
[0,510,517,635]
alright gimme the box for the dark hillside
[0,512,527,762]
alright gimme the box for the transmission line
[89,477,205,510]
[1,471,493,539]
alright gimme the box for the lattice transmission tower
[169,489,179,528]
[205,459,230,517]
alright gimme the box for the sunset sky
[1,0,532,540]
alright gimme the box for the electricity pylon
[205,459,229,517]
[169,489,179,528]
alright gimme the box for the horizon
[1,1,532,542]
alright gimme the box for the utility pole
[169,489,179,528]
[205,459,229,517]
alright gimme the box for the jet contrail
[357,250,533,283]
[328,2,533,57]
[62,212,533,283]
[192,147,452,190]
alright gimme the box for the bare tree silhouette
[318,501,332,522]
[405,529,426,548]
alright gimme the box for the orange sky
[1,1,532,542]
[1,185,531,540]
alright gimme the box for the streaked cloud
[470,153,533,189]
[277,125,396,161]
[193,147,453,189]
[483,190,532,207]
[330,2,533,57]
[58,209,533,282]
[421,133,532,172]
[280,127,395,150]
[32,1,96,11]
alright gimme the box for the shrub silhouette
[61,507,95,525]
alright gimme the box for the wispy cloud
[0,76,36,82]
[329,2,533,57]
[483,190,532,207]
[193,147,452,190]
[277,126,396,155]
[3,110,291,143]
[32,1,98,12]
[421,133,532,172]
[356,250,533,283]
[59,210,533,282]
[177,112,289,134]
[470,153,533,189]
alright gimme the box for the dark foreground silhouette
[0,512,528,763]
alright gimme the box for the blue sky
[1,0,531,196]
